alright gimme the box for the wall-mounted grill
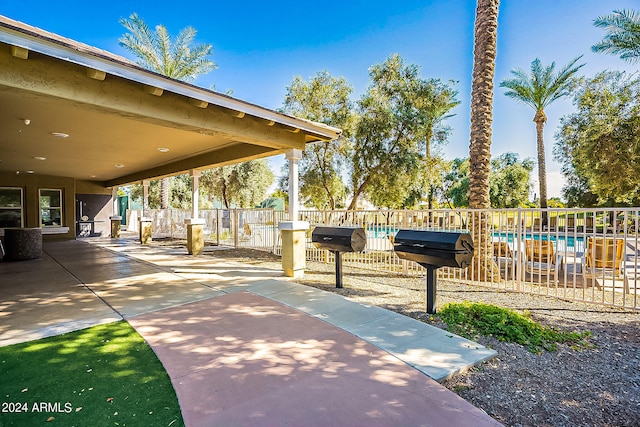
[393,230,474,313]
[312,226,366,288]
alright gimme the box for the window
[0,187,23,228]
[40,189,63,227]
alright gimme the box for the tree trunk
[468,0,501,282]
[160,177,170,209]
[534,109,548,225]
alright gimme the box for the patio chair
[524,239,559,283]
[493,241,516,280]
[583,237,629,293]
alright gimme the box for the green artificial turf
[0,321,183,426]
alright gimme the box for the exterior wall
[0,172,114,240]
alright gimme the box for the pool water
[366,227,585,252]
[492,231,584,252]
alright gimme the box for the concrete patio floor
[0,237,500,426]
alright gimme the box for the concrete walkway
[0,238,501,426]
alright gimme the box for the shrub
[437,302,591,353]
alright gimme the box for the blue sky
[2,0,638,198]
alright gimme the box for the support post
[335,251,343,288]
[426,265,437,314]
[142,180,150,215]
[110,187,121,238]
[286,149,303,221]
[185,170,204,255]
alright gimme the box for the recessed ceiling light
[51,132,69,138]
[157,147,170,152]
[34,156,46,160]
[26,170,34,174]
[115,164,124,168]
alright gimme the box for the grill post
[426,265,437,314]
[335,251,343,288]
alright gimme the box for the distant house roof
[0,15,340,186]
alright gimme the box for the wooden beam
[144,85,164,96]
[86,68,106,81]
[11,46,28,59]
[188,98,209,108]
[103,143,275,187]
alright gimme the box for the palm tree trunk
[469,0,501,282]
[534,110,548,225]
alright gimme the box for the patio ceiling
[0,15,340,188]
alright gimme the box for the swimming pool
[366,227,585,252]
[493,232,584,252]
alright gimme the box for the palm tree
[119,13,216,208]
[469,0,500,281]
[592,9,640,64]
[500,57,584,216]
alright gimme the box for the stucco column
[278,220,309,278]
[139,179,152,244]
[142,180,150,214]
[286,149,302,221]
[110,186,122,238]
[185,170,205,255]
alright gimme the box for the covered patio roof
[0,15,340,187]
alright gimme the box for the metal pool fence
[127,207,640,311]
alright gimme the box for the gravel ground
[192,245,640,427]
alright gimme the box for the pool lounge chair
[524,239,559,283]
[583,237,629,293]
[493,241,516,280]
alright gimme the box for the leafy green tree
[554,71,640,206]
[444,153,533,208]
[443,158,470,208]
[200,160,274,208]
[128,174,213,209]
[592,9,640,64]
[499,57,584,214]
[489,153,534,208]
[420,81,460,210]
[366,157,423,209]
[281,71,353,209]
[119,13,216,208]
[348,54,456,210]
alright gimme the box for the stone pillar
[185,218,206,255]
[278,221,309,278]
[286,149,303,220]
[139,217,152,244]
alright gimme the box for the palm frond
[500,56,584,111]
[592,9,640,64]
[119,13,215,81]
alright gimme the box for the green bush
[437,302,591,353]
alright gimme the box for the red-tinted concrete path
[129,292,502,427]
